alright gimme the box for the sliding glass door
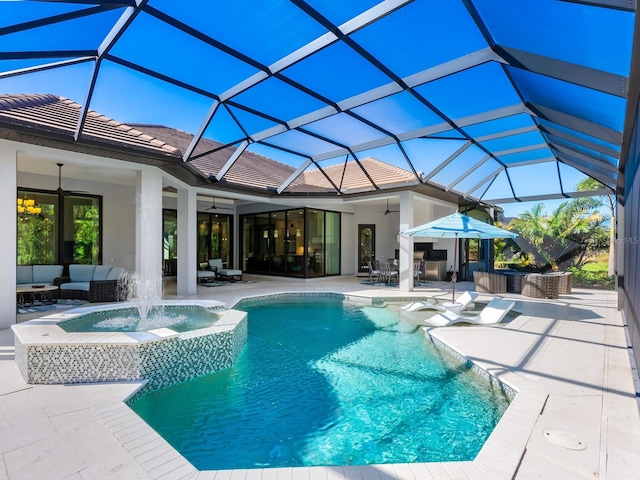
[241,208,340,278]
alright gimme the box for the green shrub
[568,267,615,290]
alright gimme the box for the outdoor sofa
[55,264,126,302]
[17,265,64,288]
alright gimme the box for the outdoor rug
[17,299,87,315]
[360,280,432,287]
[200,280,257,287]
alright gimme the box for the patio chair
[473,271,507,293]
[208,258,243,281]
[367,260,381,282]
[522,273,560,299]
[413,261,423,283]
[423,298,515,327]
[380,262,398,283]
[544,271,573,294]
[400,291,478,313]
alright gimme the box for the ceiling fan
[204,197,233,212]
[380,199,399,216]
[56,163,89,196]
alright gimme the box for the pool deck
[1,275,639,479]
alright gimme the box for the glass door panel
[325,211,340,275]
[64,195,101,265]
[17,191,58,265]
[271,211,286,273]
[286,210,305,277]
[254,213,271,274]
[358,224,375,273]
[163,209,178,276]
[308,210,325,277]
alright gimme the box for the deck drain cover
[543,429,587,450]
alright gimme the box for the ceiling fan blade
[381,199,399,215]
[56,163,90,196]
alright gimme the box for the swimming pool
[130,295,510,470]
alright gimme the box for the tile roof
[0,94,424,195]
[298,157,418,193]
[0,94,178,156]
[129,124,297,191]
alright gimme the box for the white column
[177,187,197,295]
[135,167,163,298]
[399,191,414,292]
[234,213,240,270]
[1,145,17,329]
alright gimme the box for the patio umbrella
[400,212,517,303]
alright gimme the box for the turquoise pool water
[59,305,220,333]
[131,296,510,470]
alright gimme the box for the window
[17,189,102,266]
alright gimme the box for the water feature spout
[124,271,163,322]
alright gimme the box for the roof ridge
[0,93,62,111]
[0,93,178,155]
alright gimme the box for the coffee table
[16,285,59,307]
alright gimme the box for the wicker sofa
[473,271,507,294]
[55,264,126,302]
[522,273,560,299]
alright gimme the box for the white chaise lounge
[423,297,515,327]
[401,291,478,313]
[208,258,243,281]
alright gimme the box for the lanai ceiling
[0,0,635,205]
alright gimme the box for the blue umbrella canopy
[400,212,518,239]
[400,212,517,302]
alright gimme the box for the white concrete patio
[1,275,639,479]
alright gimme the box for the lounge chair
[423,297,515,327]
[400,291,478,313]
[208,258,243,281]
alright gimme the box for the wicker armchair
[545,271,573,294]
[522,273,560,299]
[473,271,507,294]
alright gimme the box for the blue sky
[0,0,623,207]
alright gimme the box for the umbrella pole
[452,233,457,303]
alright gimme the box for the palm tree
[575,178,615,276]
[509,201,608,271]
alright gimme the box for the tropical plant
[507,199,609,271]
[575,178,615,275]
